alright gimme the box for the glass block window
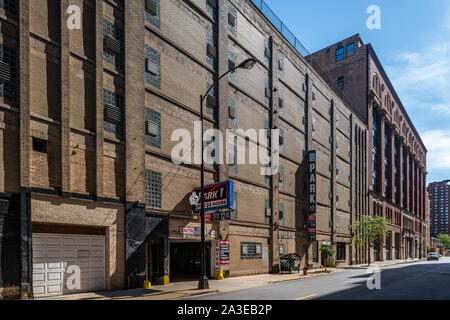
[206,0,217,20]
[206,83,216,117]
[103,89,124,136]
[278,52,284,77]
[279,244,285,256]
[264,38,271,66]
[145,108,161,148]
[145,170,162,208]
[279,165,284,190]
[228,51,237,82]
[240,242,262,259]
[278,89,284,115]
[0,44,17,103]
[145,45,161,88]
[206,32,217,68]
[145,0,160,28]
[265,199,271,224]
[228,143,237,174]
[279,128,284,152]
[228,97,237,128]
[264,79,271,105]
[230,191,238,219]
[228,3,237,36]
[0,0,16,15]
[103,19,123,69]
[279,202,285,226]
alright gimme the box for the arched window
[373,74,380,96]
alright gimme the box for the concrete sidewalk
[337,258,426,270]
[37,268,340,300]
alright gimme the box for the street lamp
[198,57,257,290]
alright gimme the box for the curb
[269,271,337,284]
[336,259,426,270]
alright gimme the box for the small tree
[352,215,390,266]
[426,244,431,253]
[437,234,450,250]
[319,245,335,271]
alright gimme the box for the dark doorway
[170,241,211,282]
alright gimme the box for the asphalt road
[189,257,450,300]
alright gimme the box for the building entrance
[170,241,211,282]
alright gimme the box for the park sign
[193,180,234,213]
[308,151,317,241]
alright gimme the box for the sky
[262,0,450,184]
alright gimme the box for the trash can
[280,254,301,273]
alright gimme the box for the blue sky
[262,0,450,184]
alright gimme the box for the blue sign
[193,180,234,213]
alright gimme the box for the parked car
[427,252,439,261]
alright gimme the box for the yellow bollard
[143,280,151,289]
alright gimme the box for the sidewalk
[337,258,426,270]
[37,268,340,300]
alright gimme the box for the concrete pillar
[95,0,105,197]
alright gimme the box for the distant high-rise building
[428,181,450,236]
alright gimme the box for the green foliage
[320,245,335,259]
[437,234,450,250]
[351,215,390,248]
[426,244,431,253]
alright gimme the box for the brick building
[428,180,450,236]
[0,0,391,299]
[309,34,428,263]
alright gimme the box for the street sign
[308,151,317,242]
[193,181,234,213]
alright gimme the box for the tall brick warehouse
[0,0,426,299]
[309,34,428,262]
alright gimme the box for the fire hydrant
[303,266,308,276]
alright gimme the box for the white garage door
[32,233,106,298]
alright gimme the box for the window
[265,200,271,224]
[145,170,162,208]
[32,138,47,153]
[103,89,123,136]
[231,191,238,219]
[228,51,237,82]
[228,4,237,36]
[279,202,284,226]
[337,76,344,91]
[145,0,160,28]
[241,242,262,259]
[279,165,284,190]
[346,43,354,56]
[337,243,346,261]
[336,47,344,61]
[0,44,17,103]
[206,0,217,19]
[103,19,123,69]
[228,143,237,174]
[206,32,217,68]
[279,128,284,152]
[145,108,161,148]
[228,97,237,128]
[206,84,216,117]
[145,46,161,88]
[0,0,16,15]
[279,244,285,256]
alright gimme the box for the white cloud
[422,130,450,170]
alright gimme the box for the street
[189,258,450,300]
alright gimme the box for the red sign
[196,213,212,223]
[220,240,230,265]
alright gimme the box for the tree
[351,215,390,266]
[437,234,450,250]
[426,244,431,253]
[319,245,335,271]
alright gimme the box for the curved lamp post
[198,57,257,289]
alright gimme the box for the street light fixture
[198,57,257,290]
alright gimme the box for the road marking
[295,294,317,300]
